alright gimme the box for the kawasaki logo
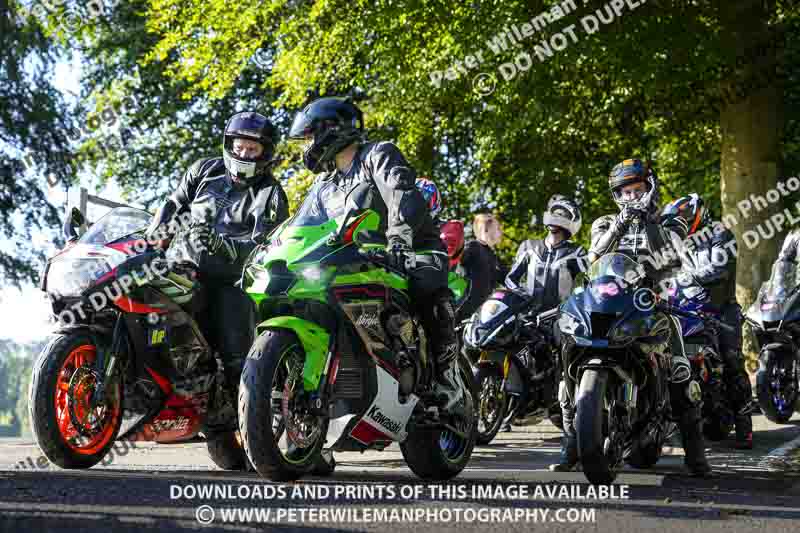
[356,314,381,329]
[367,405,402,434]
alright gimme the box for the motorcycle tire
[575,368,618,485]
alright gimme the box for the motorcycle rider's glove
[386,241,416,273]
[145,224,174,248]
[616,206,644,231]
[189,225,238,263]
[675,270,700,289]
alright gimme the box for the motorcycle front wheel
[756,350,798,424]
[239,330,328,481]
[575,368,619,485]
[30,332,123,469]
[474,364,508,445]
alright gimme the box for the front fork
[91,316,126,405]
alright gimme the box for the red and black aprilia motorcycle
[30,206,246,470]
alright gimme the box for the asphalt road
[2,413,800,533]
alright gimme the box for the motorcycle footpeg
[415,404,441,422]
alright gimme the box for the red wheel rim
[54,345,121,455]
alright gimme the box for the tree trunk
[718,1,783,368]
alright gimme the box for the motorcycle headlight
[298,265,331,283]
[609,316,658,346]
[480,300,507,323]
[46,257,112,299]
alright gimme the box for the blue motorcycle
[666,280,735,441]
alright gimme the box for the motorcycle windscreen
[78,207,152,245]
[748,261,800,322]
[290,179,347,228]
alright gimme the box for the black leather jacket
[323,141,443,252]
[505,239,587,311]
[679,222,738,305]
[147,157,289,282]
[458,240,506,320]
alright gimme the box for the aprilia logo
[367,405,402,434]
[152,417,189,432]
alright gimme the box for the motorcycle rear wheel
[401,359,477,480]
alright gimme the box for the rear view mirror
[63,207,86,242]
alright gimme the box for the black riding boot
[734,406,754,450]
[550,434,579,472]
[204,352,245,436]
[679,408,713,477]
[550,380,578,471]
[425,292,463,412]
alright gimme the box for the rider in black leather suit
[663,194,753,448]
[554,159,712,477]
[288,97,464,412]
[145,112,289,433]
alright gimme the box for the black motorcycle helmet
[288,97,364,173]
[222,111,277,187]
[608,158,660,214]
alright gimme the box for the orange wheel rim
[54,345,121,455]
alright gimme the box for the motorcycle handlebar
[656,303,736,333]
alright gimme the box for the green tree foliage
[56,1,800,272]
[133,2,790,259]
[0,340,37,436]
[65,0,296,209]
[0,1,74,285]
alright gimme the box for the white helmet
[542,194,582,237]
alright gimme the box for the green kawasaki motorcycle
[238,179,477,481]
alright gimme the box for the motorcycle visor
[288,110,317,140]
[612,181,649,203]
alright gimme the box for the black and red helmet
[662,193,710,235]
